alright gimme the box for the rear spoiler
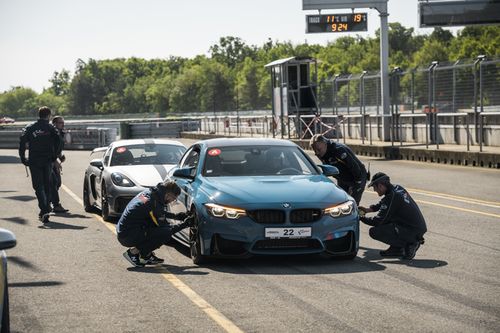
[91,147,108,154]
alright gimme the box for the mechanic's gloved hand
[21,158,29,166]
[175,212,189,221]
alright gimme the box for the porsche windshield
[110,144,186,166]
[203,146,318,176]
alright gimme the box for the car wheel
[83,177,94,213]
[101,183,111,222]
[1,279,10,333]
[189,212,206,265]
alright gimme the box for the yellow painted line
[406,187,500,208]
[160,271,244,333]
[365,190,500,219]
[61,184,244,333]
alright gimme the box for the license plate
[265,227,312,239]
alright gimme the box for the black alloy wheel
[189,211,206,265]
[83,177,93,212]
[101,183,111,222]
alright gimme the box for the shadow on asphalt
[1,217,28,225]
[168,241,387,275]
[8,256,41,272]
[379,259,448,268]
[37,221,87,230]
[9,281,64,288]
[0,156,20,164]
[127,265,209,275]
[0,190,17,193]
[359,246,448,268]
[4,195,36,202]
[53,212,91,219]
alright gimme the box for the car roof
[198,138,297,148]
[110,138,185,148]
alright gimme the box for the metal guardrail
[193,112,500,151]
[0,128,117,150]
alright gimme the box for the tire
[189,212,206,265]
[1,280,10,333]
[83,177,93,213]
[101,183,111,222]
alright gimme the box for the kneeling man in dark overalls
[117,180,191,267]
[359,172,427,260]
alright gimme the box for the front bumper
[106,186,145,216]
[198,213,359,257]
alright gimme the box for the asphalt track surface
[1,138,499,332]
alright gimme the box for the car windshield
[110,144,186,166]
[203,145,318,177]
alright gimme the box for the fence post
[360,71,366,144]
[436,113,440,150]
[411,68,417,141]
[333,75,339,115]
[368,115,372,146]
[479,56,486,152]
[287,116,291,139]
[236,115,240,136]
[473,55,486,143]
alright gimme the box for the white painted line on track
[61,184,244,333]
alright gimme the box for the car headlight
[324,201,354,218]
[205,203,246,219]
[111,172,135,187]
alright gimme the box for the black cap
[368,172,390,187]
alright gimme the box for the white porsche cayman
[83,139,186,221]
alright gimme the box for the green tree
[209,36,256,68]
[0,87,38,118]
[48,70,71,96]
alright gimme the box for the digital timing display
[306,13,368,33]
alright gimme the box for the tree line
[1,24,498,118]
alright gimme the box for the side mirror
[90,159,104,169]
[173,167,195,180]
[0,228,16,250]
[318,164,339,177]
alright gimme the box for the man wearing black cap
[359,172,427,260]
[310,134,368,204]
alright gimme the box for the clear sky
[0,0,450,93]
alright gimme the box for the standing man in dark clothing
[49,116,69,213]
[117,180,192,267]
[19,106,61,223]
[310,134,368,204]
[359,172,427,260]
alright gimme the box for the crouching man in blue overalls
[117,180,192,267]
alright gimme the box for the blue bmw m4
[167,138,359,264]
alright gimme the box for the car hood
[202,175,349,208]
[110,164,176,187]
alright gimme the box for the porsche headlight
[111,172,135,187]
[205,203,246,219]
[324,201,354,218]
